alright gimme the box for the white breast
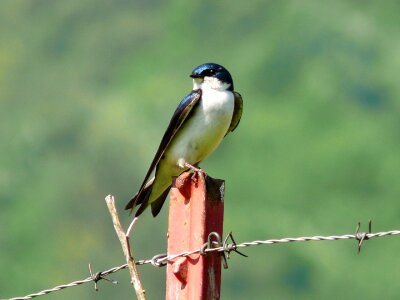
[165,87,234,170]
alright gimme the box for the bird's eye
[207,69,215,75]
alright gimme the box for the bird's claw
[184,162,203,173]
[184,162,206,182]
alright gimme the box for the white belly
[164,89,234,172]
[148,88,234,202]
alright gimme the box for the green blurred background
[1,1,400,299]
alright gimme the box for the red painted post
[166,171,225,300]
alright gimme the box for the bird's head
[190,63,234,91]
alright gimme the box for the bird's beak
[190,74,202,79]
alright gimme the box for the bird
[125,63,243,217]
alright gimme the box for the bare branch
[105,195,146,300]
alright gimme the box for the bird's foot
[184,162,203,173]
[184,162,206,182]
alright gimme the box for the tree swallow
[125,63,243,217]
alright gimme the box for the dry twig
[105,195,146,300]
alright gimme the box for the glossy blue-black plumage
[125,90,202,215]
[190,63,234,91]
[156,90,202,164]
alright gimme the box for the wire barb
[223,231,248,259]
[88,263,118,291]
[355,220,372,254]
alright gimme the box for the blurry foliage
[1,0,400,299]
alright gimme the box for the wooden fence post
[166,171,224,300]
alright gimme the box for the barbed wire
[3,222,400,300]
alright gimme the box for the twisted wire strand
[4,229,400,300]
[154,230,400,264]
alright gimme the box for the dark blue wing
[126,89,202,211]
[226,91,243,135]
